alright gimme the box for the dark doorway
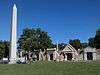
[87,52,93,60]
[67,53,72,60]
[50,54,53,60]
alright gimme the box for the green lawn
[0,61,100,75]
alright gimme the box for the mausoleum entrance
[87,52,93,60]
[67,53,72,60]
[50,54,53,60]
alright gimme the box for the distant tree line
[69,29,100,50]
[0,40,9,59]
[0,28,100,59]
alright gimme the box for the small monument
[9,4,17,64]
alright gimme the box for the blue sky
[0,0,100,43]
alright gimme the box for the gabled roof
[62,44,77,52]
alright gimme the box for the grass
[0,61,100,75]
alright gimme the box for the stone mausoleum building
[79,47,100,61]
[83,47,96,60]
[18,44,100,62]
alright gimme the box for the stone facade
[83,47,96,60]
[62,44,79,61]
[18,45,100,62]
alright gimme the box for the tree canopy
[88,37,95,48]
[69,39,82,50]
[18,28,52,51]
[52,43,66,50]
[94,29,100,49]
[0,40,9,59]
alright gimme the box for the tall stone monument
[9,4,17,64]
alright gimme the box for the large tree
[58,43,66,50]
[51,43,66,50]
[18,28,52,51]
[69,39,82,50]
[94,29,100,49]
[81,43,88,49]
[88,37,95,48]
[0,41,6,59]
[3,41,10,58]
[0,40,10,59]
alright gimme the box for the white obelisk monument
[9,4,17,64]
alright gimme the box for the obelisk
[9,4,17,64]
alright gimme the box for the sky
[0,0,100,44]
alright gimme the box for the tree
[18,28,52,51]
[88,37,95,47]
[3,41,10,58]
[0,40,5,59]
[69,39,82,50]
[94,29,100,49]
[51,43,66,50]
[0,40,10,59]
[81,43,88,49]
[58,43,66,50]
